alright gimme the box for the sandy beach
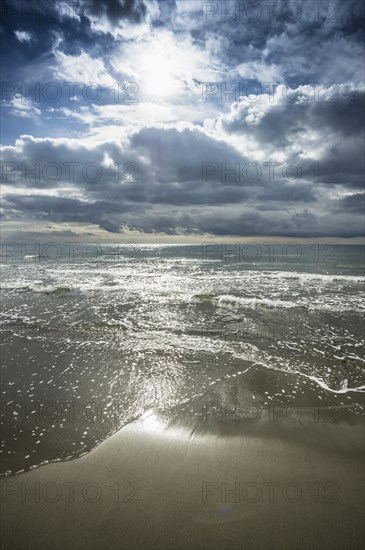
[1,366,364,550]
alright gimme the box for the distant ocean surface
[1,243,364,475]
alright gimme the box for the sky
[0,0,364,242]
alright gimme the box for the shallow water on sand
[1,244,364,475]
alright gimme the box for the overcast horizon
[1,0,364,242]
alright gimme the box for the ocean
[1,243,364,476]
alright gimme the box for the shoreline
[1,367,364,550]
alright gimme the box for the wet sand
[1,367,364,550]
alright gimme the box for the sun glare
[141,411,166,434]
[138,42,180,98]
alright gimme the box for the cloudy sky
[1,0,364,242]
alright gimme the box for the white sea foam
[215,294,365,313]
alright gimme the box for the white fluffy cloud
[4,94,41,119]
[54,50,115,87]
[14,30,32,43]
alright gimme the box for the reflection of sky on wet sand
[139,410,194,441]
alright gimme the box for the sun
[113,30,202,104]
[138,41,180,99]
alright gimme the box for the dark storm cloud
[0,0,148,82]
[192,0,364,86]
[79,0,147,23]
[124,205,363,239]
[333,193,365,215]
[1,97,363,236]
[7,229,82,238]
[2,193,133,233]
[1,128,252,208]
[130,126,244,185]
[219,89,364,191]
[1,126,318,205]
[1,189,363,238]
[222,89,365,142]
[1,3,98,82]
[153,0,177,26]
